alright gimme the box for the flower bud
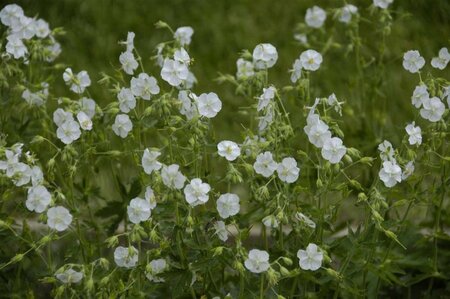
[233,260,245,273]
[11,253,24,264]
[212,246,224,257]
[357,192,368,202]
[279,266,290,276]
[360,157,375,166]
[105,235,119,248]
[267,268,280,286]
[281,257,293,266]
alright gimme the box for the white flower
[321,137,347,164]
[197,92,222,118]
[431,47,450,70]
[63,68,91,94]
[22,89,45,106]
[379,160,402,188]
[79,97,96,119]
[217,140,241,161]
[257,86,276,112]
[295,212,316,229]
[0,150,19,176]
[402,50,425,73]
[339,4,358,24]
[327,93,343,115]
[378,140,395,162]
[0,4,23,27]
[34,19,50,38]
[47,206,72,231]
[420,97,445,122]
[262,215,279,228]
[174,47,191,65]
[290,59,302,83]
[297,243,323,271]
[146,259,167,283]
[443,86,450,109]
[184,71,197,89]
[245,249,270,273]
[294,33,308,45]
[253,151,277,178]
[252,43,278,70]
[305,6,327,28]
[10,15,35,40]
[125,32,135,52]
[112,114,133,138]
[26,185,51,213]
[258,108,274,132]
[131,73,160,100]
[117,87,136,113]
[216,193,240,219]
[184,178,211,206]
[402,161,415,180]
[5,35,27,59]
[304,114,331,148]
[127,197,151,224]
[373,0,393,9]
[114,246,138,268]
[10,162,31,186]
[56,269,83,284]
[277,157,300,183]
[411,84,429,108]
[53,109,74,127]
[236,58,254,79]
[45,39,61,62]
[214,221,228,242]
[161,58,189,87]
[161,164,186,189]
[30,166,44,186]
[405,122,422,145]
[142,149,162,174]
[300,50,323,71]
[56,120,81,145]
[145,186,157,209]
[178,91,198,119]
[119,51,138,75]
[174,26,194,46]
[76,112,92,131]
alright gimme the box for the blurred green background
[4,0,450,145]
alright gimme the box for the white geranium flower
[174,26,194,46]
[56,269,83,284]
[161,58,189,87]
[321,137,347,164]
[420,97,445,122]
[178,90,198,120]
[197,92,222,118]
[236,58,254,79]
[124,32,135,52]
[112,114,133,138]
[217,140,241,161]
[34,19,50,38]
[245,249,270,273]
[291,59,302,83]
[45,39,61,62]
[56,120,81,145]
[277,157,300,183]
[131,73,160,100]
[373,0,393,9]
[0,4,24,27]
[304,114,332,148]
[119,51,138,75]
[146,259,168,283]
[258,108,273,133]
[402,161,415,180]
[216,193,240,219]
[403,50,425,73]
[184,178,211,206]
[127,197,151,224]
[379,160,402,188]
[117,87,136,113]
[30,166,44,186]
[257,86,276,112]
[79,97,96,119]
[53,108,74,127]
[431,47,450,70]
[63,68,91,94]
[174,47,191,65]
[114,246,138,268]
[26,185,51,213]
[145,186,157,209]
[339,4,358,24]
[5,35,27,59]
[10,162,31,186]
[297,243,323,271]
[0,150,19,176]
[161,164,186,189]
[295,212,316,229]
[11,15,35,40]
[300,50,323,71]
[327,93,344,115]
[378,140,395,162]
[22,89,45,106]
[142,149,162,174]
[443,86,450,109]
[253,151,278,178]
[405,122,422,145]
[305,6,327,28]
[47,206,73,231]
[252,43,278,70]
[214,221,228,241]
[76,112,92,131]
[262,215,279,228]
[411,85,429,108]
